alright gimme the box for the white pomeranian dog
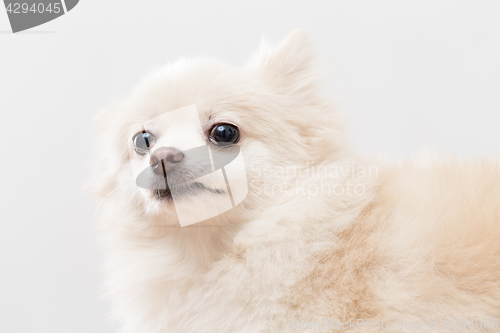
[91,31,500,333]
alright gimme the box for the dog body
[92,31,500,332]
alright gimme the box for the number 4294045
[6,3,62,14]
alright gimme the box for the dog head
[91,30,344,227]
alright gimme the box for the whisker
[93,188,118,222]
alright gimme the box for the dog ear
[252,30,317,95]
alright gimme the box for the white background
[1,1,499,332]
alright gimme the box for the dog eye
[132,131,155,155]
[209,124,239,146]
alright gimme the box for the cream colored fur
[91,31,500,332]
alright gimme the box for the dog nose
[149,147,184,175]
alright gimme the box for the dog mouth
[154,188,173,200]
[152,182,225,201]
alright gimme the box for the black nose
[149,147,184,175]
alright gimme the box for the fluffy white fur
[91,31,500,332]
